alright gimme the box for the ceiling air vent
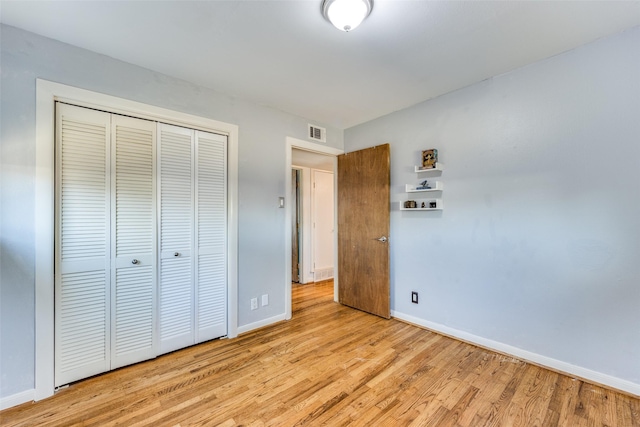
[308,124,326,143]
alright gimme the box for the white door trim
[285,137,342,320]
[35,79,239,401]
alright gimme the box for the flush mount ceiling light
[322,0,373,32]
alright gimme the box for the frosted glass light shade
[322,0,373,32]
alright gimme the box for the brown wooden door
[337,144,390,318]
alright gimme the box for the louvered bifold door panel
[111,115,157,369]
[158,124,195,354]
[55,103,111,387]
[195,131,228,342]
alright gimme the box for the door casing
[285,137,343,320]
[34,79,239,401]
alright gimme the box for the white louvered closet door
[158,124,195,354]
[55,104,228,386]
[55,104,111,387]
[195,131,228,342]
[110,115,157,369]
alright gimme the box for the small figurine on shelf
[421,149,438,169]
[416,180,431,190]
[429,201,437,208]
[421,202,425,208]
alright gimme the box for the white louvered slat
[114,266,154,355]
[196,131,227,342]
[60,115,108,262]
[158,124,195,354]
[160,257,193,349]
[57,270,107,375]
[160,127,192,252]
[111,115,156,369]
[55,103,110,387]
[115,122,154,257]
[198,253,226,333]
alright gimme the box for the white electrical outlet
[262,294,269,306]
[251,298,258,310]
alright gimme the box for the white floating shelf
[414,163,444,174]
[405,181,443,193]
[399,199,443,211]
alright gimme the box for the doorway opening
[285,138,343,320]
[291,148,335,286]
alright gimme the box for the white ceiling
[1,1,639,129]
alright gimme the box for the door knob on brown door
[376,236,388,243]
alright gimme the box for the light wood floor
[2,281,638,426]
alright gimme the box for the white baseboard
[1,389,35,411]
[391,310,640,397]
[237,313,286,335]
[313,267,334,282]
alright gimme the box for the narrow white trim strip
[0,389,35,411]
[391,310,640,397]
[237,314,286,335]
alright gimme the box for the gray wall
[0,24,343,398]
[345,27,640,386]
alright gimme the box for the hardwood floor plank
[502,365,557,426]
[1,280,638,427]
[469,358,530,426]
[455,352,525,426]
[617,394,637,426]
[436,385,479,427]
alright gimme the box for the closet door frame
[35,79,239,401]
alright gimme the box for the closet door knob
[131,259,139,265]
[174,252,180,257]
